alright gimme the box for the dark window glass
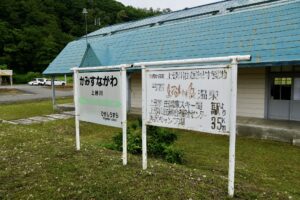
[281,85,291,100]
[271,77,292,100]
[272,85,281,99]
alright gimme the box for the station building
[43,0,300,121]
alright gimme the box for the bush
[109,119,184,164]
[0,64,8,70]
[13,72,42,84]
[164,146,184,164]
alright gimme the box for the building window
[271,77,292,100]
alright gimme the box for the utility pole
[82,8,88,46]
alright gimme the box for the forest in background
[0,0,165,74]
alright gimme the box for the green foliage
[13,72,42,84]
[0,0,161,74]
[109,119,184,164]
[163,146,184,164]
[0,64,8,70]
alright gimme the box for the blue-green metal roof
[43,0,300,75]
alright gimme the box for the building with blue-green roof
[44,0,300,121]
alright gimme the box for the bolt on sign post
[138,55,250,197]
[72,65,129,165]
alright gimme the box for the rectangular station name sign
[145,65,231,135]
[78,71,122,128]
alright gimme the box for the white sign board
[0,70,13,76]
[145,65,231,135]
[78,71,122,128]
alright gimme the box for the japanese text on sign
[78,71,122,128]
[146,66,231,135]
[80,75,118,87]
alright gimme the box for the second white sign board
[145,65,231,135]
[78,71,122,128]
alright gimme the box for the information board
[145,65,231,135]
[78,71,122,128]
[0,70,12,76]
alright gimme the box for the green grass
[0,98,73,120]
[0,100,299,199]
[174,130,300,198]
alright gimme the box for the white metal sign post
[228,58,238,197]
[141,65,147,170]
[138,55,250,197]
[72,65,128,165]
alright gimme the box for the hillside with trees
[0,0,162,74]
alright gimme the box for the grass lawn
[0,98,73,120]
[0,100,299,199]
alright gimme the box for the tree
[0,0,161,73]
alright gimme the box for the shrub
[0,64,8,70]
[164,146,184,164]
[13,72,42,84]
[109,119,184,164]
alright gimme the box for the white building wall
[129,68,266,118]
[237,68,266,118]
[130,72,142,109]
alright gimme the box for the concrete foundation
[237,117,300,144]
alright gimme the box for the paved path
[0,85,73,103]
[2,111,75,125]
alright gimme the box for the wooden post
[10,75,13,86]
